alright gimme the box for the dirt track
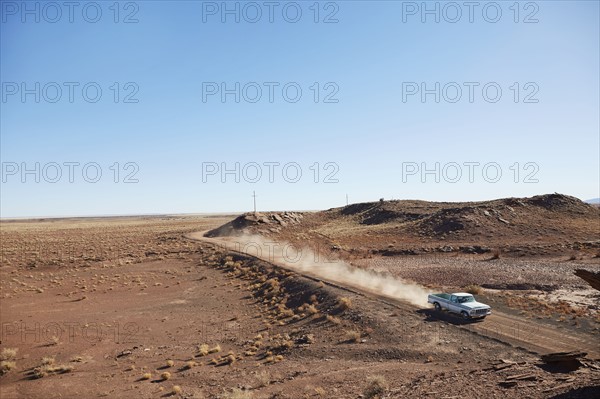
[186,231,600,359]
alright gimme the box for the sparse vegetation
[254,370,270,387]
[464,284,482,295]
[172,385,182,395]
[184,360,196,369]
[142,372,152,380]
[33,363,74,378]
[197,344,209,356]
[0,348,18,361]
[0,361,16,375]
[344,330,361,343]
[491,249,501,259]
[41,356,55,365]
[222,388,253,399]
[337,297,352,312]
[363,375,389,399]
[161,371,172,380]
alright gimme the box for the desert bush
[254,370,270,387]
[172,385,182,395]
[306,304,319,315]
[161,371,172,380]
[142,372,152,380]
[0,348,17,361]
[464,284,482,295]
[0,361,16,375]
[184,360,196,369]
[222,388,253,399]
[344,330,361,343]
[337,297,352,312]
[363,375,389,399]
[197,344,209,356]
[41,356,55,365]
[166,359,174,367]
[208,344,221,354]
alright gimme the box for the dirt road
[186,231,600,359]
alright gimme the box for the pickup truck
[428,292,491,320]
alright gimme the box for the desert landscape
[0,193,599,398]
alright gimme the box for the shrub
[464,284,482,295]
[161,371,172,380]
[344,330,361,343]
[184,360,196,369]
[222,388,253,399]
[0,348,17,361]
[197,344,209,356]
[254,370,270,387]
[0,361,16,375]
[491,249,501,259]
[142,372,152,380]
[337,297,352,312]
[306,304,319,315]
[41,356,55,365]
[363,375,389,399]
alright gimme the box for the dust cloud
[217,234,431,307]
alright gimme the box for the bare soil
[1,195,600,398]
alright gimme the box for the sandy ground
[1,216,599,398]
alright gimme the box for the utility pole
[252,191,257,214]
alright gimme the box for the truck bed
[430,293,451,300]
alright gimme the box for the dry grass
[0,348,18,361]
[208,344,221,354]
[172,385,182,395]
[166,359,175,367]
[142,372,152,380]
[161,371,172,380]
[463,284,482,295]
[337,297,352,312]
[344,330,361,343]
[305,304,319,315]
[41,356,55,365]
[33,363,74,378]
[0,361,16,375]
[197,344,209,356]
[254,370,270,387]
[184,360,197,369]
[222,388,253,399]
[363,375,389,399]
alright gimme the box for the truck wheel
[461,311,470,320]
[434,302,441,311]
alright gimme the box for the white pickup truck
[428,292,491,320]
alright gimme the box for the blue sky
[1,0,599,217]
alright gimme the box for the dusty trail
[186,231,600,359]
